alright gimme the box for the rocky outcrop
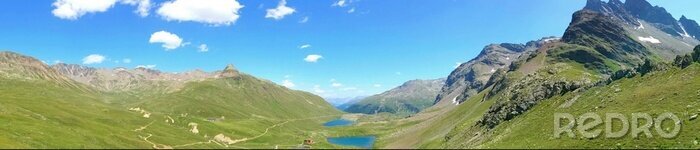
[563,10,649,66]
[478,75,588,128]
[219,64,240,78]
[435,38,558,105]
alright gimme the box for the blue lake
[323,119,353,127]
[327,136,376,149]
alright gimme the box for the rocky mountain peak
[220,64,240,78]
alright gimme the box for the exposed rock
[219,64,240,78]
[563,10,649,66]
[435,37,557,104]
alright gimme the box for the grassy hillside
[345,79,444,116]
[463,63,700,148]
[0,52,345,149]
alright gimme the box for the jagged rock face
[624,0,683,36]
[434,37,557,104]
[583,0,638,26]
[680,16,700,38]
[584,0,700,40]
[346,78,445,115]
[563,10,649,66]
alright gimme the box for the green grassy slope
[0,51,344,148]
[474,64,700,149]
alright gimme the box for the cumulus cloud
[122,0,151,17]
[299,44,311,49]
[82,54,106,64]
[265,0,295,20]
[304,54,322,63]
[347,7,355,13]
[157,0,244,26]
[282,79,295,88]
[331,82,343,87]
[149,31,183,50]
[373,84,381,87]
[123,58,132,63]
[198,44,209,52]
[52,0,117,20]
[136,64,156,69]
[332,0,348,7]
[52,0,152,19]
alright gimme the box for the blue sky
[0,0,698,98]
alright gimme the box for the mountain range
[0,51,341,148]
[367,0,700,148]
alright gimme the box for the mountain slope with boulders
[0,51,342,148]
[438,0,700,148]
[377,0,700,149]
[345,78,445,116]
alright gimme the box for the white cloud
[52,0,151,19]
[53,60,63,64]
[331,82,343,87]
[395,72,402,75]
[299,16,309,23]
[373,84,381,87]
[149,31,183,50]
[52,0,117,20]
[123,58,132,63]
[198,44,209,52]
[304,54,323,63]
[82,54,106,64]
[136,64,156,69]
[265,0,295,20]
[347,8,355,13]
[332,0,348,7]
[157,0,244,26]
[282,79,295,88]
[122,0,151,17]
[299,44,311,49]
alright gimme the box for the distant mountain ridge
[345,78,445,115]
[0,51,341,148]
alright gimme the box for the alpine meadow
[1,0,700,149]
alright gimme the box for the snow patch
[679,22,691,37]
[635,20,645,30]
[452,94,461,105]
[638,36,661,44]
[542,37,561,43]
